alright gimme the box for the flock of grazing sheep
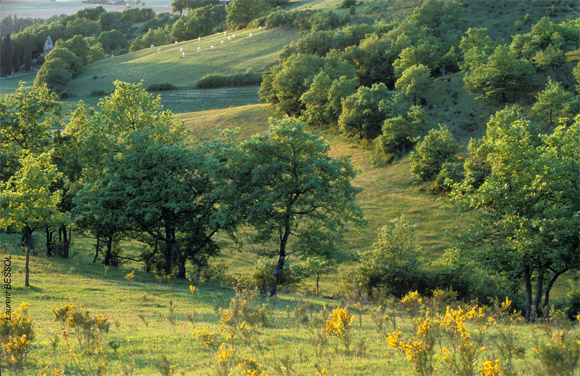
[149,26,267,57]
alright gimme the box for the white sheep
[197,47,202,52]
[259,26,262,30]
[249,32,253,37]
[224,31,228,35]
[157,48,161,53]
[175,41,178,44]
[198,37,201,41]
[228,36,232,41]
[210,45,216,50]
[180,47,184,52]
[220,40,225,44]
[151,44,155,48]
[182,51,186,57]
[232,34,236,38]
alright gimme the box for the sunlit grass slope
[66,26,300,97]
[4,250,565,376]
[178,104,467,296]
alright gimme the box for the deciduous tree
[0,153,67,287]
[452,116,580,321]
[235,117,364,296]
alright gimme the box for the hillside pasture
[65,26,299,97]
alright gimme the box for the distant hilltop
[82,0,127,4]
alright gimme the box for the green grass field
[65,27,299,97]
[2,246,577,375]
[2,1,580,374]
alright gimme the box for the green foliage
[171,0,221,15]
[58,35,91,64]
[573,62,580,92]
[510,17,580,70]
[259,53,325,116]
[459,27,496,73]
[464,44,536,103]
[351,216,427,298]
[430,160,464,193]
[374,111,422,164]
[130,27,170,52]
[97,29,128,54]
[34,46,84,91]
[121,7,155,23]
[0,83,60,164]
[194,72,262,89]
[170,4,226,42]
[0,303,35,370]
[452,115,580,321]
[393,43,439,78]
[0,153,67,286]
[226,0,270,30]
[235,117,364,295]
[338,83,389,140]
[409,124,460,182]
[531,77,574,125]
[561,279,580,320]
[395,64,431,105]
[145,82,177,92]
[299,61,359,127]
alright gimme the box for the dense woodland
[1,0,580,374]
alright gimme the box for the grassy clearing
[178,104,468,298]
[0,72,36,97]
[2,249,578,375]
[65,26,299,97]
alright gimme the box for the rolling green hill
[65,26,300,97]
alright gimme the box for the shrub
[52,300,110,352]
[340,0,357,9]
[200,261,231,286]
[90,89,107,96]
[374,116,420,164]
[145,83,177,92]
[325,306,354,352]
[562,279,580,320]
[410,124,460,182]
[194,72,262,89]
[252,257,302,294]
[351,216,431,298]
[0,302,35,369]
[429,160,464,193]
[533,326,580,376]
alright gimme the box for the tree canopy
[234,117,364,295]
[452,114,580,321]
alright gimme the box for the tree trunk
[543,269,567,313]
[23,226,32,288]
[45,227,53,257]
[169,229,186,279]
[104,235,113,266]
[523,260,533,322]
[93,234,101,263]
[533,268,544,317]
[269,224,291,296]
[164,230,173,276]
[316,274,320,295]
[61,224,70,258]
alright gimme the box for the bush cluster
[194,72,262,89]
[145,82,177,92]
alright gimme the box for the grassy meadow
[65,27,300,97]
[2,247,579,375]
[2,0,580,374]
